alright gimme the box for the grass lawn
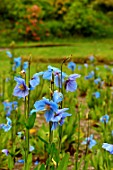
[1,38,113,68]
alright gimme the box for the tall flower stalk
[75,106,81,170]
[59,58,69,151]
[49,73,54,144]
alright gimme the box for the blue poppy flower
[13,77,29,98]
[23,62,28,71]
[6,51,12,58]
[34,160,39,165]
[30,72,43,88]
[65,74,81,92]
[67,61,76,71]
[53,90,63,103]
[78,65,82,70]
[17,159,24,163]
[29,145,35,152]
[82,134,96,149]
[14,57,21,69]
[3,101,18,116]
[85,71,94,80]
[102,143,113,154]
[2,149,9,156]
[17,131,24,138]
[51,108,71,130]
[89,55,94,61]
[54,71,67,88]
[100,114,109,123]
[2,117,12,132]
[34,97,58,122]
[94,78,101,85]
[84,63,88,68]
[92,91,100,98]
[43,65,60,80]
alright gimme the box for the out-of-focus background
[0,0,113,45]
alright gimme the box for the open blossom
[51,108,71,130]
[13,77,29,98]
[81,134,96,149]
[102,143,113,154]
[2,149,9,156]
[67,61,76,71]
[0,117,12,132]
[100,114,109,123]
[92,91,100,98]
[6,51,12,58]
[3,101,18,116]
[43,65,60,80]
[65,74,80,92]
[94,78,101,85]
[43,65,67,88]
[30,72,43,88]
[85,71,94,80]
[23,62,28,71]
[54,71,67,88]
[89,55,94,62]
[34,97,58,122]
[53,90,63,103]
[14,57,21,69]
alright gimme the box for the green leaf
[8,155,14,170]
[57,153,70,170]
[38,135,48,145]
[39,164,46,170]
[26,113,36,129]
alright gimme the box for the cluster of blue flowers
[12,63,81,131]
[6,51,28,71]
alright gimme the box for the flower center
[45,104,51,110]
[19,84,25,91]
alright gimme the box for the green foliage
[26,113,36,129]
[64,0,111,37]
[1,0,113,41]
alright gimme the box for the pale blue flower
[34,97,58,122]
[51,108,71,130]
[85,71,94,80]
[82,134,96,149]
[92,91,100,98]
[65,74,80,92]
[43,65,60,80]
[14,57,21,69]
[29,145,34,152]
[100,114,109,123]
[94,78,101,85]
[102,143,113,154]
[68,61,76,71]
[23,62,28,71]
[53,90,63,103]
[2,117,12,132]
[30,72,43,88]
[13,77,29,98]
[2,149,9,156]
[6,51,12,58]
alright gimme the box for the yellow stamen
[19,84,25,90]
[45,104,51,110]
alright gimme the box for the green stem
[2,76,5,101]
[75,110,80,170]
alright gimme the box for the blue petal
[34,100,45,111]
[51,122,58,130]
[53,90,63,103]
[44,110,54,122]
[69,74,80,80]
[66,81,77,92]
[43,70,52,80]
